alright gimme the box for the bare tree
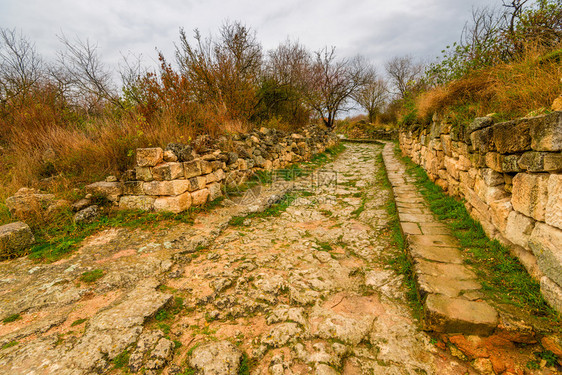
[175,21,262,120]
[303,47,368,128]
[0,28,43,105]
[353,67,388,124]
[384,56,423,99]
[57,34,120,110]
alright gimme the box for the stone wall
[399,112,562,313]
[85,125,338,214]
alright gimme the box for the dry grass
[416,44,562,124]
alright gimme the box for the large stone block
[485,152,502,172]
[490,198,512,234]
[546,174,562,230]
[540,276,562,313]
[122,181,144,196]
[528,223,562,286]
[501,154,522,173]
[136,148,163,167]
[470,127,494,153]
[441,135,452,156]
[492,120,531,153]
[191,188,210,206]
[0,222,35,257]
[85,181,122,202]
[530,111,562,152]
[183,160,203,178]
[505,211,535,248]
[188,176,207,192]
[135,166,153,181]
[480,168,504,186]
[207,182,222,201]
[119,195,155,211]
[474,176,507,204]
[5,188,55,216]
[511,173,549,221]
[152,162,184,180]
[154,192,192,213]
[517,151,562,172]
[143,180,190,196]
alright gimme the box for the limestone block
[467,116,494,135]
[208,182,222,201]
[215,169,226,181]
[5,188,55,216]
[188,176,207,192]
[505,211,535,248]
[458,154,472,171]
[546,174,562,230]
[135,166,153,181]
[509,244,543,280]
[237,158,248,170]
[540,277,562,313]
[444,156,460,180]
[85,181,122,202]
[492,120,531,153]
[485,152,502,172]
[470,205,498,239]
[501,154,522,173]
[136,148,163,167]
[0,222,35,256]
[143,180,190,196]
[511,173,549,221]
[201,160,213,174]
[465,187,489,218]
[191,189,210,206]
[490,198,512,234]
[204,172,218,184]
[441,135,452,156]
[163,150,178,162]
[474,176,507,204]
[437,169,449,181]
[470,127,494,153]
[530,111,562,151]
[480,168,504,186]
[183,160,203,178]
[528,223,562,286]
[210,160,223,171]
[448,175,460,197]
[154,192,191,213]
[152,162,184,181]
[123,181,144,196]
[544,153,562,172]
[119,195,155,211]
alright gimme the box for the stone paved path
[382,143,499,336]
[1,143,482,374]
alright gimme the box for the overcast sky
[0,0,499,76]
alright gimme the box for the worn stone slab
[408,234,459,248]
[409,242,464,264]
[398,213,435,223]
[418,223,450,235]
[401,222,421,235]
[414,259,476,280]
[416,274,481,298]
[425,294,498,336]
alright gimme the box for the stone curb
[381,142,499,336]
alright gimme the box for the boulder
[5,188,55,217]
[74,205,100,224]
[0,221,35,257]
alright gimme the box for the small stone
[73,205,100,224]
[166,143,193,162]
[163,150,178,162]
[72,198,92,212]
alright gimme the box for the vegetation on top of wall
[383,0,562,129]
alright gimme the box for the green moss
[2,313,21,323]
[79,269,104,283]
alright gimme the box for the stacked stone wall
[85,125,338,214]
[399,112,562,313]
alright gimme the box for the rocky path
[1,143,481,374]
